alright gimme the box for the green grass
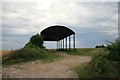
[66,48,105,57]
[2,47,62,65]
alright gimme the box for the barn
[41,25,75,50]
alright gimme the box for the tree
[95,45,105,48]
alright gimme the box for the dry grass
[0,50,12,57]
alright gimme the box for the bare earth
[2,52,91,78]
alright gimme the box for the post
[59,41,60,50]
[59,40,61,50]
[58,41,60,50]
[63,38,64,50]
[73,34,75,50]
[69,36,71,51]
[61,40,62,50]
[57,41,58,50]
[66,37,67,51]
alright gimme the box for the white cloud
[1,0,119,2]
[3,2,115,34]
[3,1,93,35]
[2,1,118,49]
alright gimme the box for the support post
[66,37,67,51]
[63,38,64,50]
[57,41,58,50]
[59,41,60,51]
[69,36,71,51]
[59,40,61,50]
[73,34,75,50]
[58,41,59,51]
[61,40,62,50]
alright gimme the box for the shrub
[106,39,120,61]
[76,50,119,78]
[75,39,119,78]
[89,52,118,77]
[25,34,45,48]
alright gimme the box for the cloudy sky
[1,0,119,50]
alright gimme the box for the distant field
[66,48,105,57]
[0,50,12,57]
[49,48,105,57]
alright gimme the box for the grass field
[48,48,105,58]
[66,48,105,57]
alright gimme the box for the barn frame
[41,25,75,51]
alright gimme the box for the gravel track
[2,52,91,78]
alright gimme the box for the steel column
[61,40,62,49]
[66,37,67,50]
[57,41,58,50]
[63,38,64,50]
[73,34,75,50]
[69,36,71,50]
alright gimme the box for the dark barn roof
[41,25,75,41]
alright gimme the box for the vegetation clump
[95,45,105,48]
[2,34,61,65]
[25,34,45,48]
[75,39,119,78]
[106,40,120,61]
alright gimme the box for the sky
[1,0,119,50]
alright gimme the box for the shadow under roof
[41,25,75,41]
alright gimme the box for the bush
[76,50,119,78]
[25,34,45,48]
[75,39,119,78]
[106,39,120,61]
[2,47,61,65]
[89,52,118,78]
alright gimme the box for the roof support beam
[63,38,64,50]
[69,35,71,51]
[61,40,62,50]
[57,41,58,50]
[66,37,67,51]
[73,34,75,50]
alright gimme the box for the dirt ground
[2,51,91,78]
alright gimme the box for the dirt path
[2,52,91,78]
